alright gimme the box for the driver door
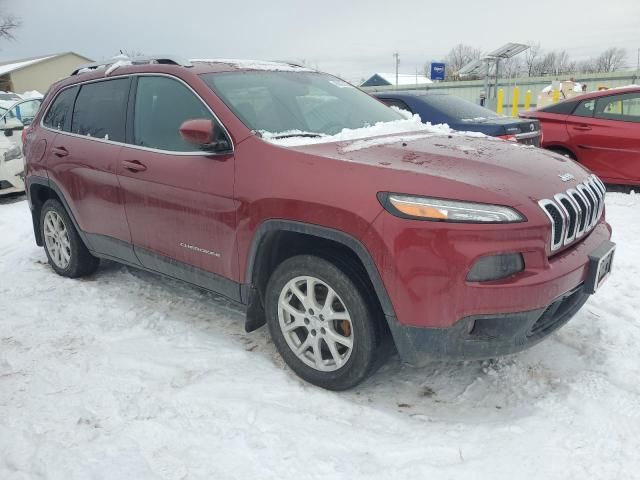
[117,75,240,299]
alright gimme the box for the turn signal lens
[382,194,525,223]
[389,199,448,220]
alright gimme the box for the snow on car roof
[190,59,313,72]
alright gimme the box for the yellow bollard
[552,88,560,103]
[511,87,520,118]
[497,88,504,115]
[524,90,532,110]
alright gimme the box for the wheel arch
[545,144,577,160]
[27,176,91,249]
[243,220,396,332]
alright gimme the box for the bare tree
[532,50,576,76]
[0,13,20,40]
[524,42,541,76]
[595,47,626,72]
[501,56,523,78]
[445,44,482,79]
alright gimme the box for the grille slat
[538,175,605,253]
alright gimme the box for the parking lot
[1,192,638,479]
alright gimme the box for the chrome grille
[538,174,606,252]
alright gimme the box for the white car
[0,97,42,195]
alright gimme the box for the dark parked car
[520,86,640,186]
[374,91,541,146]
[23,57,613,390]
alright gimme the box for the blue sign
[430,62,446,81]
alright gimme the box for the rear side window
[540,100,576,115]
[71,79,129,142]
[572,99,595,118]
[595,93,640,123]
[133,76,217,152]
[379,98,414,114]
[43,87,78,131]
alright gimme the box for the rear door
[117,75,239,298]
[46,78,134,260]
[567,92,640,183]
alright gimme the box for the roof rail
[71,55,193,75]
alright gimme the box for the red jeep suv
[23,56,615,390]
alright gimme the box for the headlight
[3,144,22,163]
[379,193,525,223]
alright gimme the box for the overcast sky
[2,0,639,82]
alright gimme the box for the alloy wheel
[43,210,71,269]
[277,275,354,372]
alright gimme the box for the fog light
[467,254,524,282]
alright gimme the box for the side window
[379,98,414,114]
[595,93,640,123]
[43,87,78,131]
[71,79,129,142]
[572,99,595,118]
[134,76,219,152]
[541,100,576,115]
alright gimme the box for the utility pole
[393,52,400,88]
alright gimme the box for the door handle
[573,125,592,131]
[52,146,69,157]
[121,160,147,172]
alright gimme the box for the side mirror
[179,119,231,153]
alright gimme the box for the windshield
[421,94,499,121]
[201,71,402,136]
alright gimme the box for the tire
[265,254,387,390]
[40,199,99,278]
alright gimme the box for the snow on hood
[259,114,487,148]
[191,59,313,72]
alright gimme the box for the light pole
[393,52,400,88]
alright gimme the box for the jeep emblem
[558,173,575,182]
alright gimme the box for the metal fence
[361,71,639,111]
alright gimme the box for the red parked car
[23,57,614,390]
[520,86,640,186]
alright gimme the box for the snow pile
[105,55,133,76]
[260,114,486,148]
[1,193,639,479]
[20,90,43,100]
[191,58,313,72]
[390,105,413,119]
[341,133,439,152]
[76,65,106,74]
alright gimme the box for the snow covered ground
[1,193,639,480]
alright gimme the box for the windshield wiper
[271,132,323,139]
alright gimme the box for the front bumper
[388,283,589,366]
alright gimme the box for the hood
[286,131,592,208]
